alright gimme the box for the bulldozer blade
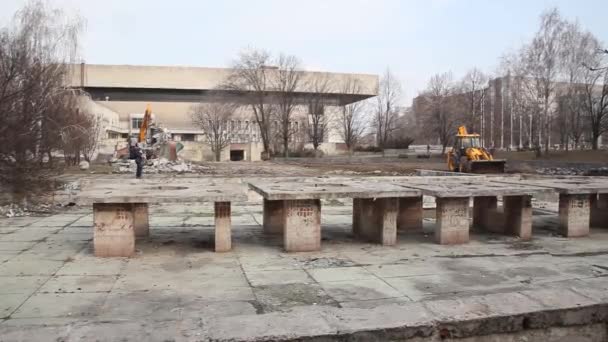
[469,160,506,174]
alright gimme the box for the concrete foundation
[435,197,469,245]
[356,198,398,246]
[132,203,149,238]
[263,199,284,234]
[214,202,232,252]
[472,196,499,232]
[559,194,591,237]
[397,196,423,230]
[283,199,321,252]
[504,195,532,240]
[93,203,135,257]
[590,193,608,228]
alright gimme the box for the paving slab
[398,179,554,198]
[319,278,403,302]
[0,276,49,295]
[253,283,338,312]
[11,292,107,318]
[246,269,313,286]
[38,275,117,293]
[0,293,31,318]
[307,266,376,282]
[0,258,65,276]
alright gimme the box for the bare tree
[191,102,236,161]
[0,1,83,190]
[337,77,368,151]
[520,8,566,153]
[582,49,608,150]
[306,74,333,151]
[223,49,275,158]
[273,54,303,157]
[422,72,459,153]
[460,68,488,132]
[375,68,401,148]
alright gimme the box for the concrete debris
[111,158,211,174]
[536,166,608,176]
[78,161,90,171]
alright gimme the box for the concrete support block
[559,194,590,237]
[131,203,149,238]
[435,197,469,245]
[283,199,321,252]
[263,199,284,234]
[356,198,398,246]
[214,202,231,252]
[93,203,135,257]
[504,195,532,240]
[397,196,423,231]
[472,196,500,232]
[591,194,608,228]
[352,198,362,236]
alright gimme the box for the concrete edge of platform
[1,284,607,341]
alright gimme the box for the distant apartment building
[69,63,378,161]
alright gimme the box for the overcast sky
[1,0,607,104]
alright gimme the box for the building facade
[69,63,378,161]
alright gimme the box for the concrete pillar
[356,198,399,245]
[397,196,423,231]
[263,199,283,234]
[504,195,532,240]
[132,203,149,238]
[94,203,135,257]
[214,202,231,252]
[591,194,608,228]
[472,196,499,232]
[559,194,590,237]
[435,197,470,245]
[283,199,321,252]
[352,198,362,236]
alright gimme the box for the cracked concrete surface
[1,178,608,340]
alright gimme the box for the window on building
[237,121,242,130]
[245,121,249,131]
[132,118,143,130]
[181,134,195,142]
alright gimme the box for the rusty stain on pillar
[214,202,232,252]
[94,203,135,257]
[559,194,590,237]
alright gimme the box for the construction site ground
[1,153,608,341]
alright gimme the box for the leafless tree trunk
[582,53,608,150]
[337,77,367,152]
[375,68,401,149]
[307,74,333,151]
[422,72,458,154]
[191,102,236,161]
[460,68,487,133]
[0,1,83,191]
[273,54,302,157]
[223,49,276,158]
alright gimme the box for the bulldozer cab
[456,135,482,150]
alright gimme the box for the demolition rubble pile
[536,166,608,176]
[112,158,211,174]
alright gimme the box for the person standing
[134,143,145,179]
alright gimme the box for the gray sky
[1,0,607,104]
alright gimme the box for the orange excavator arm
[138,104,152,143]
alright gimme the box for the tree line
[417,8,608,153]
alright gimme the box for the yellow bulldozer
[447,126,506,173]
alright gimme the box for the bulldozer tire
[459,156,469,173]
